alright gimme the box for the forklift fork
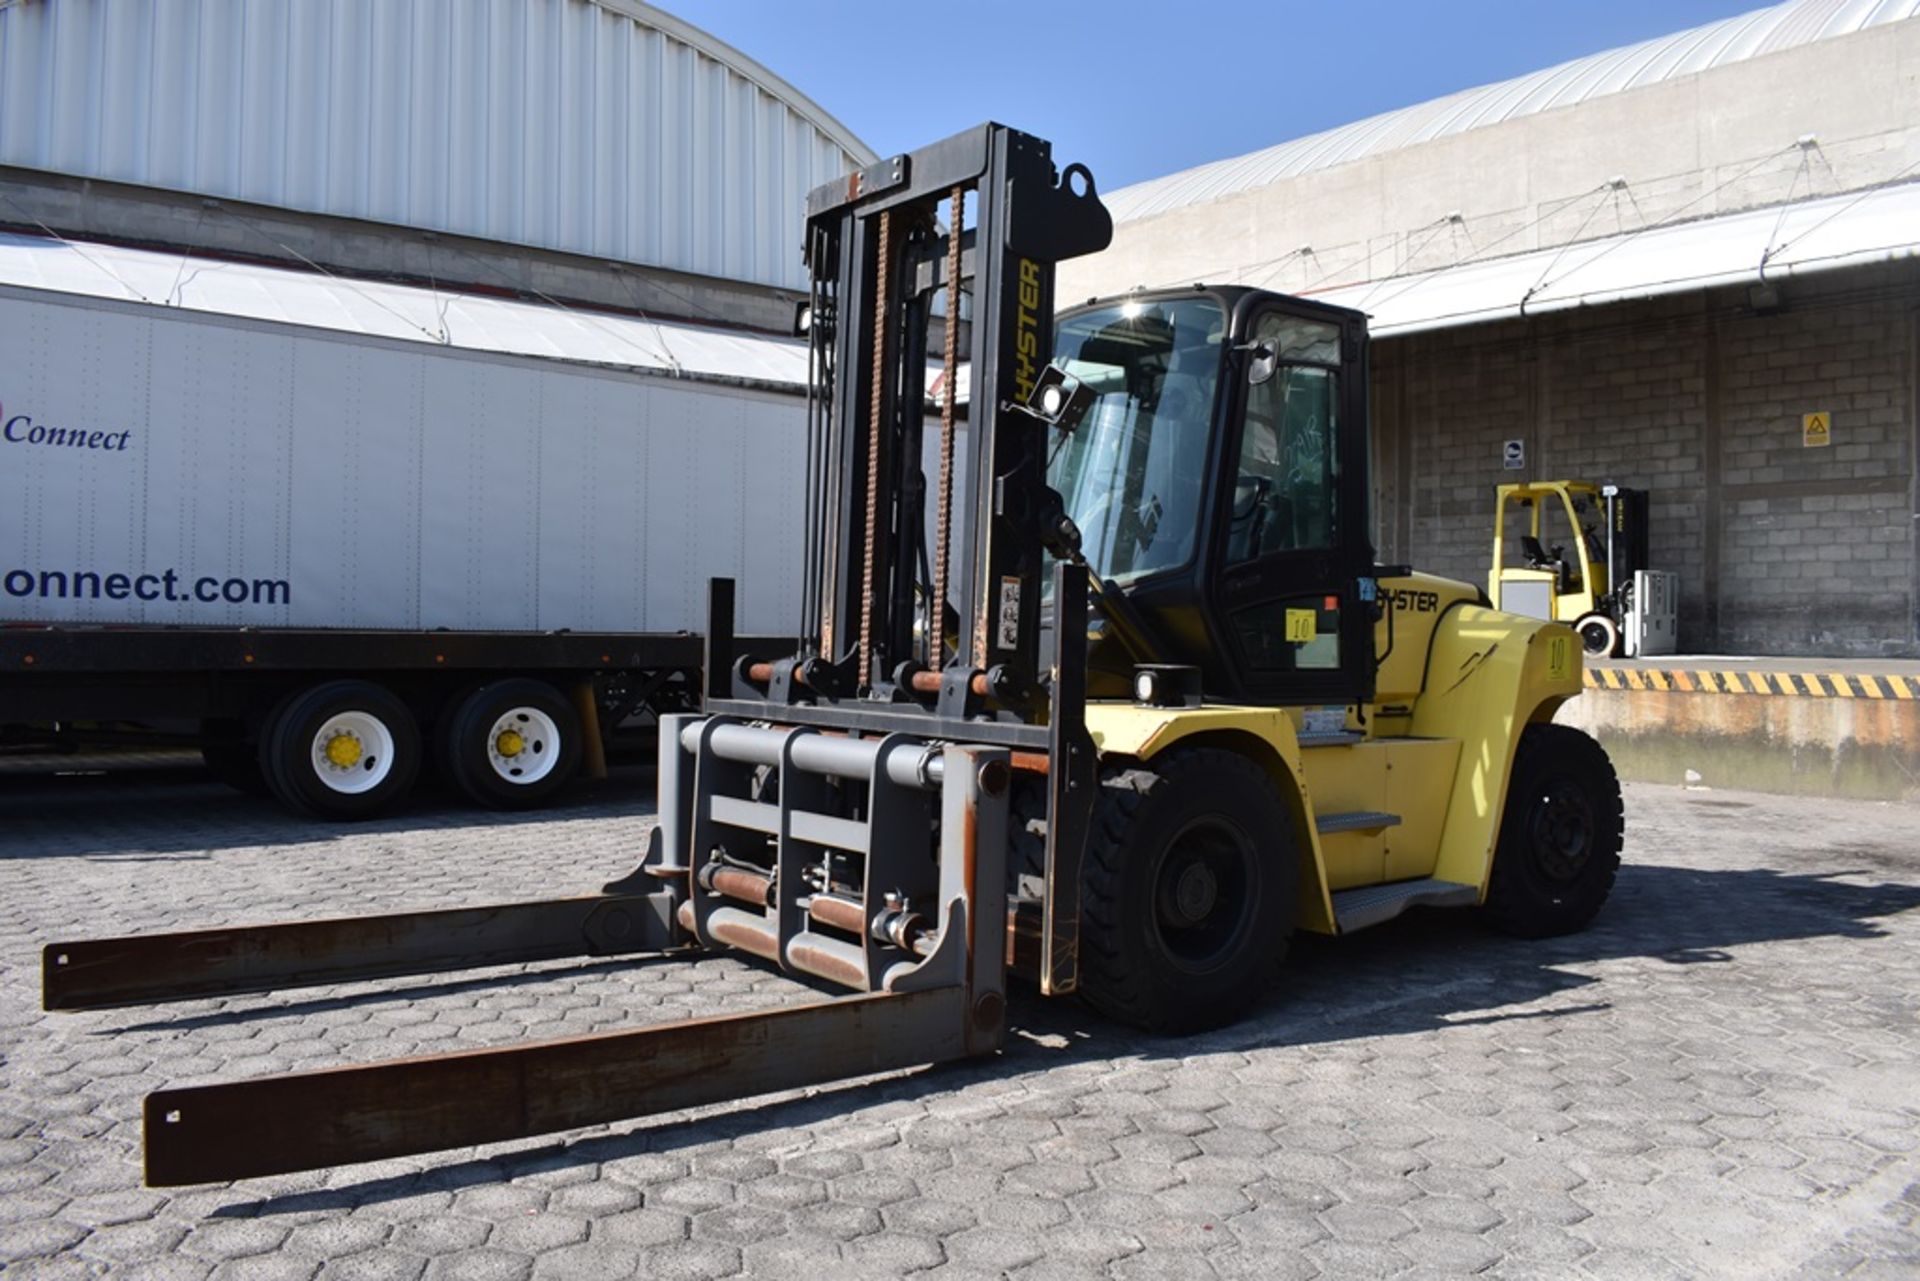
[42,715,1011,1186]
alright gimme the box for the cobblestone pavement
[2,764,1917,1280]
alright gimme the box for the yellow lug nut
[324,733,363,769]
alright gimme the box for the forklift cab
[1046,286,1377,706]
[1490,481,1609,626]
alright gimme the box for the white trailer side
[1,270,808,818]
[1,285,803,635]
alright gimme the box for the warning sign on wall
[1502,439,1526,470]
[1802,412,1831,448]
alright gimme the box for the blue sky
[677,1,1773,191]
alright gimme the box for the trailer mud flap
[143,986,964,1185]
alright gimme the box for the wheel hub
[323,733,364,770]
[484,707,560,783]
[307,710,396,795]
[1171,863,1219,924]
[1529,780,1594,880]
[1152,818,1257,974]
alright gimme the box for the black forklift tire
[1079,747,1297,1035]
[1576,612,1620,658]
[1480,723,1623,938]
[440,679,582,810]
[259,680,422,820]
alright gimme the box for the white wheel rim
[484,706,562,785]
[308,711,397,795]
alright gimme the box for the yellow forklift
[42,124,1623,1186]
[1489,479,1661,658]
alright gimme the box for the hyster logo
[1013,258,1041,402]
[1390,588,1441,613]
[1,398,134,454]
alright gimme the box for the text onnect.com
[3,568,289,607]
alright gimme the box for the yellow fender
[1409,605,1583,891]
[1082,704,1340,934]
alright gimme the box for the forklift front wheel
[1079,747,1296,1034]
[1575,612,1620,659]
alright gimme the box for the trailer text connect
[4,567,288,606]
[4,414,134,453]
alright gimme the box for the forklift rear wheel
[1480,723,1622,938]
[440,679,582,809]
[1079,747,1296,1034]
[1575,612,1620,658]
[260,680,422,820]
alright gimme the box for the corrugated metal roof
[0,0,875,291]
[922,175,1920,405]
[1108,0,1920,223]
[1312,178,1920,334]
[0,232,812,390]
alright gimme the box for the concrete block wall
[1371,259,1918,657]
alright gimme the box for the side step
[1315,810,1402,835]
[1331,878,1478,932]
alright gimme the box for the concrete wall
[1061,20,1920,306]
[1556,687,1920,803]
[1370,259,1920,657]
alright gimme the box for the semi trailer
[1,251,806,816]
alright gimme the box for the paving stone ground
[2,762,1917,1279]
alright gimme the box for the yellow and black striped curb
[1586,667,1920,698]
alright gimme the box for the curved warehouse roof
[1107,0,1920,223]
[0,0,874,291]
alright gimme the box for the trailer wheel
[1481,724,1623,938]
[1079,747,1296,1034]
[260,681,421,819]
[440,679,582,809]
[1575,612,1620,658]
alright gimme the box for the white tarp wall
[1,287,806,635]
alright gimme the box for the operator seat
[1520,535,1572,593]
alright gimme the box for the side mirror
[1242,343,1276,386]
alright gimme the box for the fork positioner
[41,123,1115,1186]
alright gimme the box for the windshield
[1046,297,1223,586]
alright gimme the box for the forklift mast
[703,123,1115,995]
[711,122,1112,726]
[1601,484,1650,588]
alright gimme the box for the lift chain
[859,207,893,687]
[931,187,964,665]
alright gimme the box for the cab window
[1227,315,1340,565]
